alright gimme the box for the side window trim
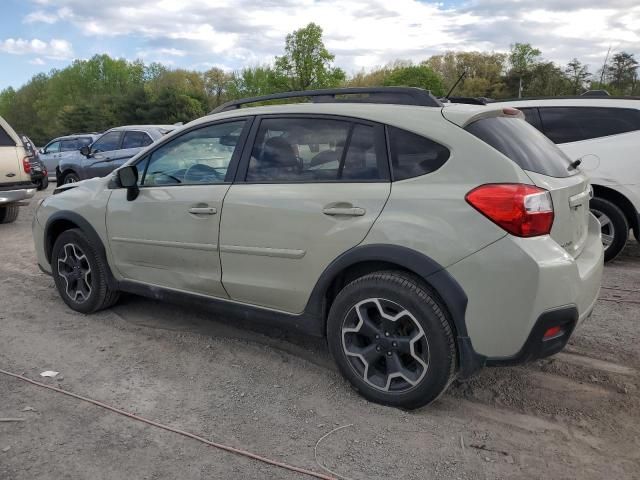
[235,114,390,184]
[136,117,254,188]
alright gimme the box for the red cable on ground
[0,368,336,480]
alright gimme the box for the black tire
[62,172,80,184]
[590,197,629,262]
[0,205,19,224]
[36,177,49,191]
[327,271,456,410]
[51,228,120,313]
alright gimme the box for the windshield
[465,116,576,178]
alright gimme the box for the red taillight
[543,326,564,340]
[466,184,554,237]
[502,107,521,116]
[22,156,31,175]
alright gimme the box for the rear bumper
[446,213,604,360]
[0,187,36,205]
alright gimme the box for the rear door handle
[322,207,366,216]
[188,207,217,215]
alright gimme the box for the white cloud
[16,1,640,73]
[0,38,73,60]
[29,57,46,65]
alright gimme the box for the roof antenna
[445,70,467,99]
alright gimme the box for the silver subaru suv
[33,88,604,409]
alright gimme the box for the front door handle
[188,207,217,215]
[322,206,366,216]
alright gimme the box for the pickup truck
[0,116,36,223]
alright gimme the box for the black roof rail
[442,96,490,105]
[209,87,443,114]
[488,95,640,102]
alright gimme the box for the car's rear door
[219,115,391,313]
[106,119,251,297]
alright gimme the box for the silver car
[56,125,176,185]
[39,134,98,180]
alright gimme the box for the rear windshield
[465,116,575,178]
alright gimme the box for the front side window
[92,131,123,153]
[388,126,450,181]
[122,131,153,149]
[142,120,246,186]
[539,106,640,144]
[45,141,61,153]
[246,118,385,182]
[78,137,93,147]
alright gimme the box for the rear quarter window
[0,127,15,147]
[387,126,450,181]
[465,116,575,178]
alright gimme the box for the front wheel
[52,229,120,313]
[590,197,629,262]
[62,172,80,184]
[327,271,456,410]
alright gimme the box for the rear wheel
[327,271,456,409]
[590,197,628,262]
[36,177,49,190]
[52,229,120,313]
[0,205,19,224]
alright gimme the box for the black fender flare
[304,244,485,377]
[44,210,118,289]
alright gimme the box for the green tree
[526,62,572,97]
[203,67,233,108]
[565,58,590,94]
[509,43,541,98]
[274,23,345,90]
[383,64,445,96]
[606,52,638,94]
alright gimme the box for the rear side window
[539,107,640,144]
[122,131,153,149]
[465,116,574,178]
[60,139,79,151]
[387,126,450,181]
[0,127,15,147]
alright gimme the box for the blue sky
[1,0,639,90]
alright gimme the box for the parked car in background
[56,125,176,185]
[0,117,36,223]
[490,97,640,261]
[34,88,603,409]
[19,134,48,191]
[39,134,99,181]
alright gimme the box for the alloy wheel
[341,298,429,393]
[57,243,92,303]
[592,208,615,251]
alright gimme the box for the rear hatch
[0,117,29,184]
[461,112,592,258]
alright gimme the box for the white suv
[33,88,604,409]
[490,97,640,261]
[0,116,36,223]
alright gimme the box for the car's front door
[219,115,391,313]
[106,119,251,297]
[84,131,124,179]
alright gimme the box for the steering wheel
[184,163,224,183]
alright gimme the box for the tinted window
[142,121,246,186]
[0,127,14,147]
[92,131,123,153]
[122,131,153,149]
[519,108,542,131]
[247,118,385,182]
[465,116,574,178]
[539,107,640,144]
[388,126,450,181]
[60,139,78,151]
[44,141,61,153]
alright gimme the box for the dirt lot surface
[1,188,639,479]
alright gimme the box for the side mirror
[39,148,44,154]
[80,145,91,157]
[117,166,139,201]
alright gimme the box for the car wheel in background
[51,229,120,313]
[590,197,629,262]
[327,271,456,410]
[0,205,20,224]
[62,172,80,184]
[36,177,49,191]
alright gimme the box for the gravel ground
[1,188,639,479]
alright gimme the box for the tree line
[0,23,638,145]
